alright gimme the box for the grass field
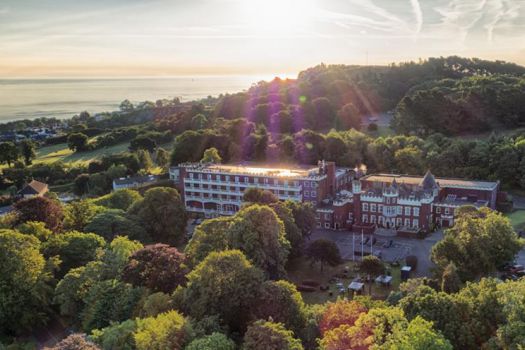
[286,256,400,304]
[32,140,174,167]
[505,210,525,231]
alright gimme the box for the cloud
[409,0,423,33]
[0,7,10,15]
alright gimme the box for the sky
[1,0,525,78]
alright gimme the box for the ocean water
[0,76,265,122]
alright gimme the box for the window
[264,178,269,184]
[225,175,230,182]
[190,173,194,179]
[324,213,330,220]
[436,207,441,214]
[445,207,450,215]
[378,204,383,212]
[397,218,402,226]
[304,182,310,187]
[397,206,402,215]
[370,215,376,223]
[294,181,299,187]
[413,219,419,228]
[315,212,320,219]
[324,222,330,229]
[405,207,411,216]
[371,204,377,212]
[284,180,289,186]
[404,218,410,226]
[362,215,368,223]
[362,203,369,211]
[304,191,310,197]
[386,197,390,204]
[311,191,317,197]
[392,198,396,204]
[207,174,211,180]
[235,176,239,183]
[317,222,322,228]
[244,177,249,183]
[413,207,420,216]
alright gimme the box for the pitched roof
[19,180,48,195]
[420,170,437,190]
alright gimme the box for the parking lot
[310,229,445,278]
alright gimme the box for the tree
[306,239,342,271]
[191,113,208,130]
[43,231,106,277]
[14,196,64,231]
[127,187,187,244]
[89,319,136,350]
[378,316,453,350]
[319,300,367,335]
[74,174,91,196]
[155,147,169,168]
[270,202,304,257]
[130,136,156,153]
[63,200,105,231]
[201,147,222,163]
[336,103,361,130]
[243,187,278,204]
[441,262,462,294]
[54,262,103,321]
[68,132,89,152]
[251,280,308,336]
[185,333,235,350]
[226,205,290,278]
[431,207,523,281]
[81,279,146,332]
[122,244,187,293]
[17,220,53,241]
[84,209,149,242]
[0,230,51,334]
[134,310,191,350]
[242,321,303,350]
[398,286,472,349]
[0,142,19,167]
[119,99,134,112]
[91,189,142,211]
[180,250,264,332]
[286,200,316,239]
[184,216,232,267]
[45,334,101,350]
[19,139,36,165]
[136,149,153,171]
[359,255,385,295]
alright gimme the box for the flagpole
[361,229,364,260]
[352,232,355,261]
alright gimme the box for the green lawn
[505,210,525,231]
[33,140,174,167]
[286,256,400,304]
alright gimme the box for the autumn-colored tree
[122,244,187,293]
[319,299,367,335]
[14,196,64,231]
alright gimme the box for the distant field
[33,140,174,167]
[505,210,525,231]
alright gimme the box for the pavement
[310,229,444,278]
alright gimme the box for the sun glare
[241,0,317,34]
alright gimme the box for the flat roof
[180,163,318,178]
[362,174,499,190]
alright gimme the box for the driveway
[309,229,444,278]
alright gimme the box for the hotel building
[170,162,502,235]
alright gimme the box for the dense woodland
[2,57,525,349]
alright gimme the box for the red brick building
[171,162,501,235]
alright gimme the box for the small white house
[112,175,159,191]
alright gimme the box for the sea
[0,76,272,122]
